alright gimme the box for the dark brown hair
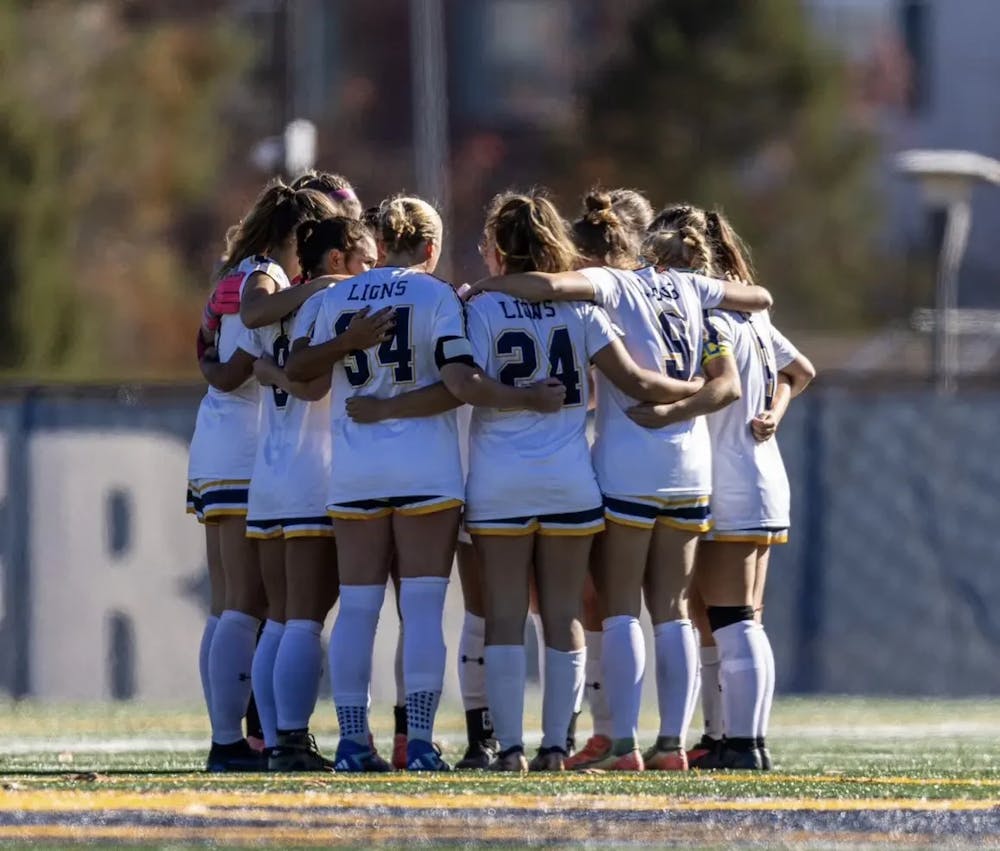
[291,171,362,219]
[220,181,338,276]
[485,190,579,274]
[296,216,373,280]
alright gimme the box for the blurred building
[806,0,1000,307]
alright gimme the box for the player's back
[312,266,465,503]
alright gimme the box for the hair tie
[329,188,357,202]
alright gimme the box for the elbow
[756,287,774,310]
[721,378,742,405]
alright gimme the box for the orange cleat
[391,733,408,770]
[643,746,688,771]
[563,734,612,769]
[589,748,644,771]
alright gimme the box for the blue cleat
[333,738,392,772]
[407,739,451,771]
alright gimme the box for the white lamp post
[895,150,1000,393]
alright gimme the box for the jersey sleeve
[702,311,734,364]
[432,287,476,369]
[463,298,492,370]
[770,324,801,371]
[238,258,290,298]
[576,267,617,310]
[291,289,326,341]
[688,272,726,309]
[581,304,622,361]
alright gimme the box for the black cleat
[206,738,268,773]
[698,739,763,771]
[756,737,773,770]
[268,731,335,772]
[455,738,498,770]
[687,734,723,769]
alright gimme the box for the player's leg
[270,534,338,771]
[250,538,286,757]
[531,530,594,772]
[392,504,461,771]
[566,572,610,759]
[642,523,700,771]
[753,545,775,769]
[455,539,497,769]
[198,520,224,723]
[573,519,651,770]
[389,558,408,769]
[696,539,765,770]
[207,514,266,771]
[687,575,724,766]
[474,528,534,771]
[328,510,393,771]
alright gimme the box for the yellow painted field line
[2,789,998,813]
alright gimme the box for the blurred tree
[0,1,248,378]
[554,0,895,328]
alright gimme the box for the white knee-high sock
[458,612,488,710]
[485,645,525,752]
[394,625,406,707]
[250,619,283,748]
[699,645,724,739]
[585,629,612,736]
[541,646,585,750]
[400,577,449,743]
[713,620,766,740]
[208,609,260,744]
[654,619,698,742]
[529,612,545,681]
[601,616,644,741]
[757,625,775,739]
[329,584,384,745]
[199,615,219,716]
[273,619,323,732]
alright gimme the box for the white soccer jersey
[187,256,288,481]
[310,266,467,504]
[578,265,725,497]
[703,309,801,531]
[239,293,332,521]
[463,293,618,521]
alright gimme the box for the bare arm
[199,348,256,392]
[240,273,339,329]
[717,282,773,312]
[591,339,703,403]
[253,356,329,402]
[752,353,815,441]
[627,353,742,429]
[346,382,461,424]
[439,363,565,412]
[465,271,596,303]
[284,307,395,381]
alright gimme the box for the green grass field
[2,697,1000,849]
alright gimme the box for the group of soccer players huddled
[188,170,815,774]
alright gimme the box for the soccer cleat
[757,738,773,771]
[268,732,334,772]
[697,741,763,771]
[456,738,498,770]
[687,734,723,769]
[589,747,644,771]
[643,745,688,771]
[333,739,392,773]
[488,746,528,772]
[407,739,451,771]
[529,746,567,772]
[563,734,612,769]
[206,739,268,773]
[391,733,408,770]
